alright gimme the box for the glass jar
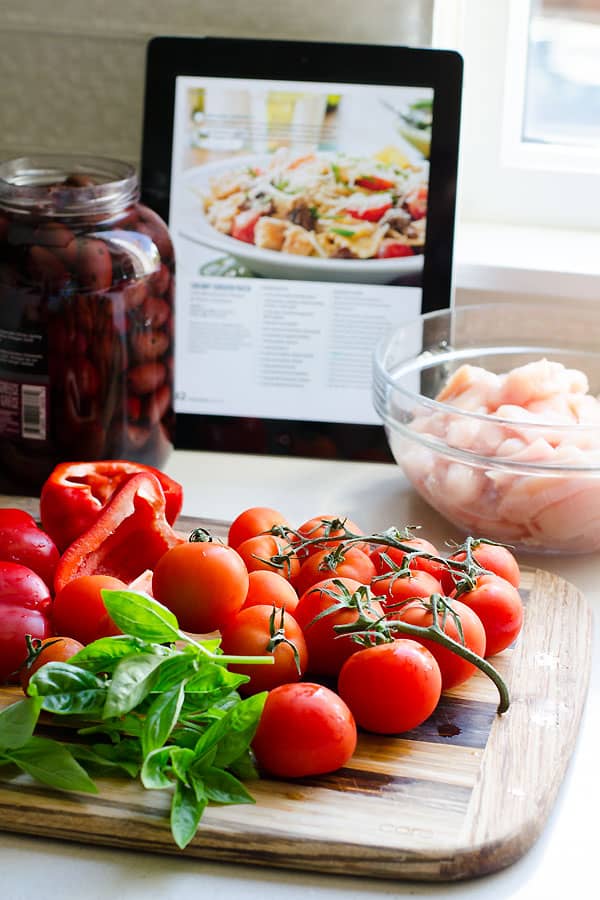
[0,154,175,493]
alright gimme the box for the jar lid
[0,154,139,218]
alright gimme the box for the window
[433,0,600,231]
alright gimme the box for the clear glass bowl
[373,301,600,554]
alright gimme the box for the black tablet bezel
[141,36,463,462]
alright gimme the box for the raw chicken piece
[396,357,600,552]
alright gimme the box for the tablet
[141,37,463,461]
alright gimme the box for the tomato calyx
[265,606,303,675]
[21,633,63,672]
[445,535,517,596]
[248,536,298,579]
[305,580,387,649]
[188,527,214,543]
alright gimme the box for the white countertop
[1,449,598,900]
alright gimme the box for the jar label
[0,377,48,440]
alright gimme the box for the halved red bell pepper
[53,472,184,594]
[40,460,183,551]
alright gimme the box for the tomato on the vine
[452,573,523,657]
[293,546,376,597]
[337,639,442,734]
[52,574,126,644]
[220,604,308,695]
[20,636,84,692]
[373,568,443,611]
[445,542,521,593]
[252,682,357,778]
[227,506,290,551]
[242,569,299,615]
[153,541,249,633]
[293,514,369,559]
[390,598,486,690]
[235,533,300,583]
[293,577,384,677]
[370,536,446,584]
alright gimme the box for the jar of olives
[0,155,175,493]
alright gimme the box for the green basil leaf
[229,749,260,781]
[28,662,108,716]
[142,683,185,757]
[189,773,207,805]
[101,590,181,643]
[170,746,195,783]
[213,692,267,769]
[170,780,207,849]
[70,636,154,673]
[151,654,198,692]
[69,741,141,778]
[103,652,166,718]
[185,664,248,695]
[7,737,98,793]
[141,746,173,789]
[203,767,255,805]
[0,698,42,749]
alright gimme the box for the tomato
[242,570,299,615]
[376,241,415,259]
[370,536,448,584]
[391,598,486,690]
[293,577,384,677]
[252,682,357,778]
[405,184,428,220]
[355,175,395,191]
[452,574,523,657]
[20,636,85,692]
[345,201,392,222]
[52,574,127,644]
[236,534,300,583]
[0,560,53,682]
[0,508,59,589]
[153,541,249,633]
[337,640,442,734]
[445,543,521,592]
[293,546,376,597]
[228,506,290,550]
[373,568,443,611]
[293,514,369,559]
[220,605,308,695]
[231,209,263,243]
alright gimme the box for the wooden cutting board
[0,504,593,882]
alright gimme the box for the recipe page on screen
[168,76,432,425]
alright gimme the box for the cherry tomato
[294,546,376,597]
[153,541,249,633]
[231,209,263,243]
[252,682,357,778]
[228,506,290,550]
[236,534,300,583]
[391,598,486,690]
[220,605,308,695]
[373,568,443,611]
[293,514,369,560]
[294,577,384,677]
[242,570,299,615]
[0,508,59,590]
[20,636,85,692]
[452,574,523,657]
[52,574,127,644]
[345,200,392,222]
[445,543,521,593]
[376,241,415,259]
[405,184,428,220]
[370,537,447,584]
[355,175,395,191]
[338,640,442,734]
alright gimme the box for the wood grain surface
[0,500,593,881]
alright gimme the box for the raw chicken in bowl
[373,301,600,553]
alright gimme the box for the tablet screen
[142,39,461,460]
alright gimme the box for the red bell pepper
[40,460,183,551]
[53,472,184,594]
